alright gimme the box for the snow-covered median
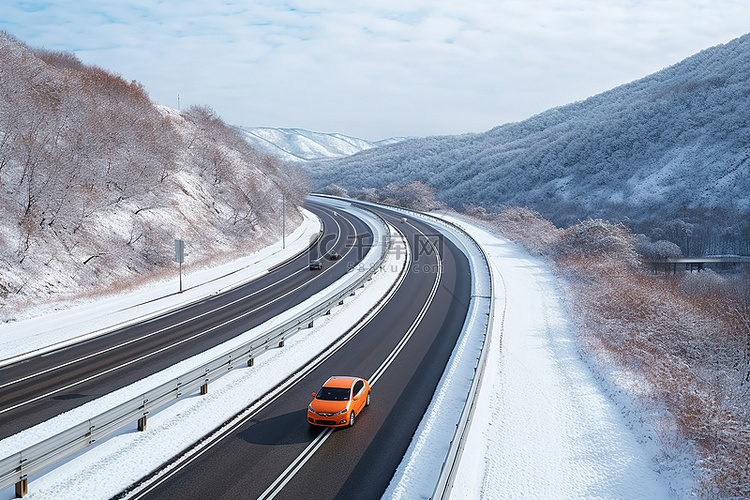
[0,225,407,500]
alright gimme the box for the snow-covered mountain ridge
[239,126,404,162]
[305,34,750,255]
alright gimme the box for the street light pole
[282,193,286,249]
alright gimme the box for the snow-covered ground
[0,218,407,500]
[0,209,320,365]
[446,214,679,499]
[0,207,685,499]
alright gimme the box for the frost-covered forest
[0,32,309,319]
[307,34,750,256]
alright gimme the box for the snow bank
[0,209,320,366]
[445,216,674,499]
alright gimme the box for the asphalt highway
[0,203,372,440]
[128,201,473,500]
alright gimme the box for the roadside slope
[0,31,309,319]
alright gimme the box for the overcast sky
[2,1,748,140]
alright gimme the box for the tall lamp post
[282,192,286,249]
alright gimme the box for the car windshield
[316,386,350,401]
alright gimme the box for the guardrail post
[278,339,285,347]
[308,320,314,328]
[200,383,208,395]
[15,477,27,498]
[138,416,147,432]
[248,358,254,367]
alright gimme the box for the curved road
[126,201,472,500]
[0,204,372,440]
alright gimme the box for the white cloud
[1,0,748,139]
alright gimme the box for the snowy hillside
[306,34,750,255]
[0,32,309,319]
[239,126,403,162]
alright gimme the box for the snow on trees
[0,31,309,315]
[304,33,750,257]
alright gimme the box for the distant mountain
[305,34,750,255]
[239,127,404,162]
[0,32,309,317]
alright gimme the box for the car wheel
[349,411,355,427]
[366,392,371,407]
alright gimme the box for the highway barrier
[0,204,390,498]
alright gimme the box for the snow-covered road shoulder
[444,215,674,499]
[0,209,320,366]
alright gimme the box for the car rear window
[317,387,350,401]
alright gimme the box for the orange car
[308,376,371,427]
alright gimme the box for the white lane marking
[257,220,443,500]
[369,222,443,386]
[123,224,409,500]
[255,427,335,500]
[0,211,360,410]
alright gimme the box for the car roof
[322,376,359,388]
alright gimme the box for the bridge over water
[648,256,750,274]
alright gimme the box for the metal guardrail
[365,205,496,500]
[428,217,496,500]
[0,203,390,498]
[313,195,496,500]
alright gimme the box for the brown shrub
[33,48,86,71]
[473,205,750,497]
[553,218,640,267]
[556,240,750,498]
[486,207,562,254]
